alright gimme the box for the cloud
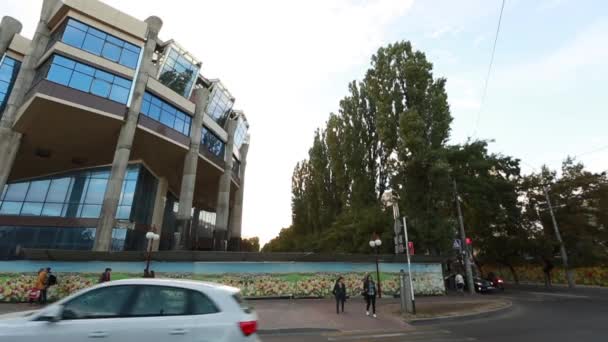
[427,25,463,39]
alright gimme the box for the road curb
[258,328,339,336]
[407,299,513,325]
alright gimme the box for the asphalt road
[261,285,608,342]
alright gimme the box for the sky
[4,0,607,246]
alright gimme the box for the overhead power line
[471,0,506,138]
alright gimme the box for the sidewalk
[255,297,410,333]
[255,295,509,333]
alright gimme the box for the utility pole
[453,179,475,295]
[543,186,575,289]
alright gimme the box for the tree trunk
[507,263,519,284]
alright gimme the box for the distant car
[0,278,259,342]
[473,277,497,293]
[487,275,505,291]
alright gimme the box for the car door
[120,285,232,342]
[44,285,138,342]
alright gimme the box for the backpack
[47,274,57,286]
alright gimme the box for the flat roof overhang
[10,84,232,211]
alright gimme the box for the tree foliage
[262,41,608,268]
[240,237,260,252]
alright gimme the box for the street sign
[452,239,462,250]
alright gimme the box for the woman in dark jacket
[363,274,377,318]
[332,276,347,314]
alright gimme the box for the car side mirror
[39,305,63,323]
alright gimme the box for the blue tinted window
[0,56,21,112]
[62,25,86,48]
[102,42,121,62]
[82,34,104,55]
[109,85,129,103]
[116,205,130,220]
[81,204,101,218]
[0,201,22,215]
[4,183,28,201]
[46,55,132,104]
[91,79,111,97]
[84,178,107,204]
[25,180,50,202]
[47,64,72,86]
[206,83,234,126]
[21,202,44,216]
[201,127,225,158]
[119,49,139,69]
[0,165,141,220]
[60,18,141,69]
[234,117,248,149]
[140,92,192,136]
[68,71,93,92]
[46,178,71,203]
[158,46,199,97]
[42,203,63,216]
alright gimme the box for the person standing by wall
[455,272,465,293]
[36,268,48,305]
[363,274,377,318]
[332,276,347,314]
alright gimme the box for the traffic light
[407,241,415,255]
[465,237,472,245]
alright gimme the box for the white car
[0,278,260,342]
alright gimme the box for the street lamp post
[369,235,382,298]
[145,231,160,276]
[382,189,415,313]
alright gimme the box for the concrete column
[93,17,163,251]
[228,141,249,251]
[0,2,56,193]
[150,177,168,251]
[0,16,23,59]
[191,207,201,249]
[173,87,211,250]
[214,118,238,250]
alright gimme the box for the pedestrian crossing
[324,328,476,341]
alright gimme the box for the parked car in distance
[0,278,259,342]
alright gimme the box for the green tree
[240,237,260,252]
[366,41,454,254]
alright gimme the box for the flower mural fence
[0,261,446,303]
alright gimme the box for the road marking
[326,330,476,341]
[528,292,589,299]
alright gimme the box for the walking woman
[332,276,347,314]
[363,274,377,318]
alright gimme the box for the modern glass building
[0,0,250,259]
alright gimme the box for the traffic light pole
[543,186,575,289]
[402,217,415,314]
[453,179,475,295]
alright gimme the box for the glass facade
[0,56,21,114]
[158,45,199,97]
[0,226,126,259]
[206,82,234,126]
[201,126,225,158]
[0,165,140,220]
[59,18,141,69]
[45,55,132,104]
[234,116,248,149]
[141,92,192,136]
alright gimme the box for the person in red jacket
[99,268,112,283]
